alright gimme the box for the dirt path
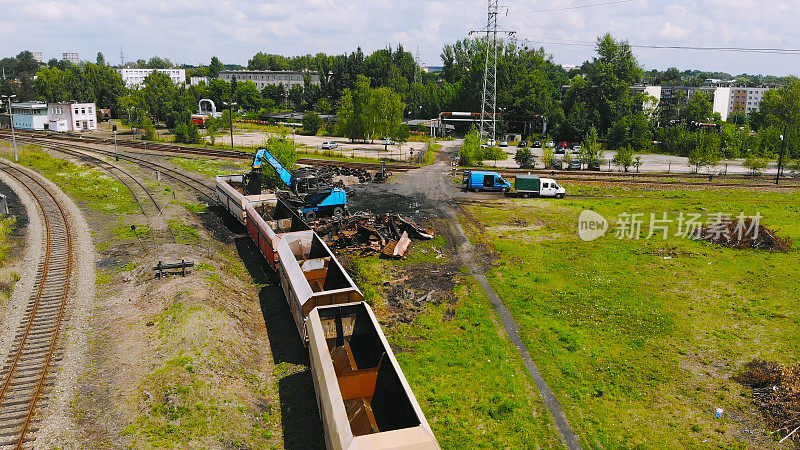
[400,142,582,449]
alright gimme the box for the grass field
[349,236,563,448]
[461,184,800,447]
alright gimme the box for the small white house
[11,102,49,130]
[48,102,97,132]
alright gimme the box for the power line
[516,0,636,14]
[518,34,800,55]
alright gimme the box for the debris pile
[294,165,374,184]
[699,218,792,252]
[735,359,800,442]
[314,212,434,258]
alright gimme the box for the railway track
[0,162,75,448]
[0,130,418,173]
[6,139,176,246]
[2,135,217,204]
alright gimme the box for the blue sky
[1,0,798,76]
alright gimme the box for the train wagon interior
[251,198,308,234]
[319,304,420,437]
[223,175,247,194]
[282,232,351,294]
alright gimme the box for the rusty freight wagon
[274,230,363,343]
[245,200,310,269]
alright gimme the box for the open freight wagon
[246,201,310,269]
[274,230,364,343]
[216,174,276,224]
[307,302,439,449]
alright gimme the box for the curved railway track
[0,162,74,448]
[7,139,176,246]
[2,135,217,204]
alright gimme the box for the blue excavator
[248,147,348,221]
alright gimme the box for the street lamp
[1,95,18,162]
[223,101,237,149]
[776,126,787,185]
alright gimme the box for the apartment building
[117,68,186,88]
[631,85,772,122]
[218,70,320,90]
[62,52,79,64]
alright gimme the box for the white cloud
[0,0,798,75]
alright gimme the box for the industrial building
[10,102,49,130]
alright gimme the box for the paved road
[402,141,582,449]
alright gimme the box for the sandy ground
[0,160,96,448]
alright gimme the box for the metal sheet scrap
[313,213,434,258]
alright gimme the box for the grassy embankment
[349,237,563,448]
[461,183,800,447]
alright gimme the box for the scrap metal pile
[294,165,375,184]
[735,359,800,442]
[313,212,434,258]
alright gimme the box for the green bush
[480,146,507,161]
[514,147,534,168]
[174,122,200,144]
[302,112,323,135]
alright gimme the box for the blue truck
[252,148,348,220]
[461,170,512,192]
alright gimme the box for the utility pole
[470,0,514,144]
[776,124,787,185]
[1,95,18,162]
[413,46,422,84]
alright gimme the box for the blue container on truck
[461,170,511,192]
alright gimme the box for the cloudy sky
[2,0,799,76]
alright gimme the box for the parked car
[548,159,563,170]
[321,141,338,150]
[485,139,496,146]
[558,141,569,148]
[379,138,395,145]
[588,160,601,171]
[544,141,554,148]
[518,140,529,147]
[499,140,509,147]
[555,146,566,155]
[572,145,582,154]
[568,159,582,170]
[533,140,542,148]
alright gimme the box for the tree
[302,112,323,135]
[612,146,634,172]
[96,52,106,66]
[209,56,224,78]
[581,126,604,168]
[459,127,482,166]
[173,122,200,144]
[141,116,156,140]
[235,81,262,112]
[743,155,769,175]
[141,71,176,124]
[681,91,713,123]
[370,86,404,139]
[606,113,651,151]
[542,146,555,169]
[515,147,534,168]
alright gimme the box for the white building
[48,102,97,132]
[62,52,79,64]
[32,52,43,63]
[117,68,186,88]
[219,70,320,90]
[188,76,208,86]
[10,102,49,130]
[630,85,772,122]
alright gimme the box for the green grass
[0,216,16,265]
[392,278,562,448]
[123,300,280,448]
[347,249,563,448]
[169,157,250,178]
[112,223,151,241]
[169,219,200,245]
[463,185,800,447]
[174,200,208,214]
[0,143,137,214]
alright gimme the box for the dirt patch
[699,219,792,252]
[735,359,800,443]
